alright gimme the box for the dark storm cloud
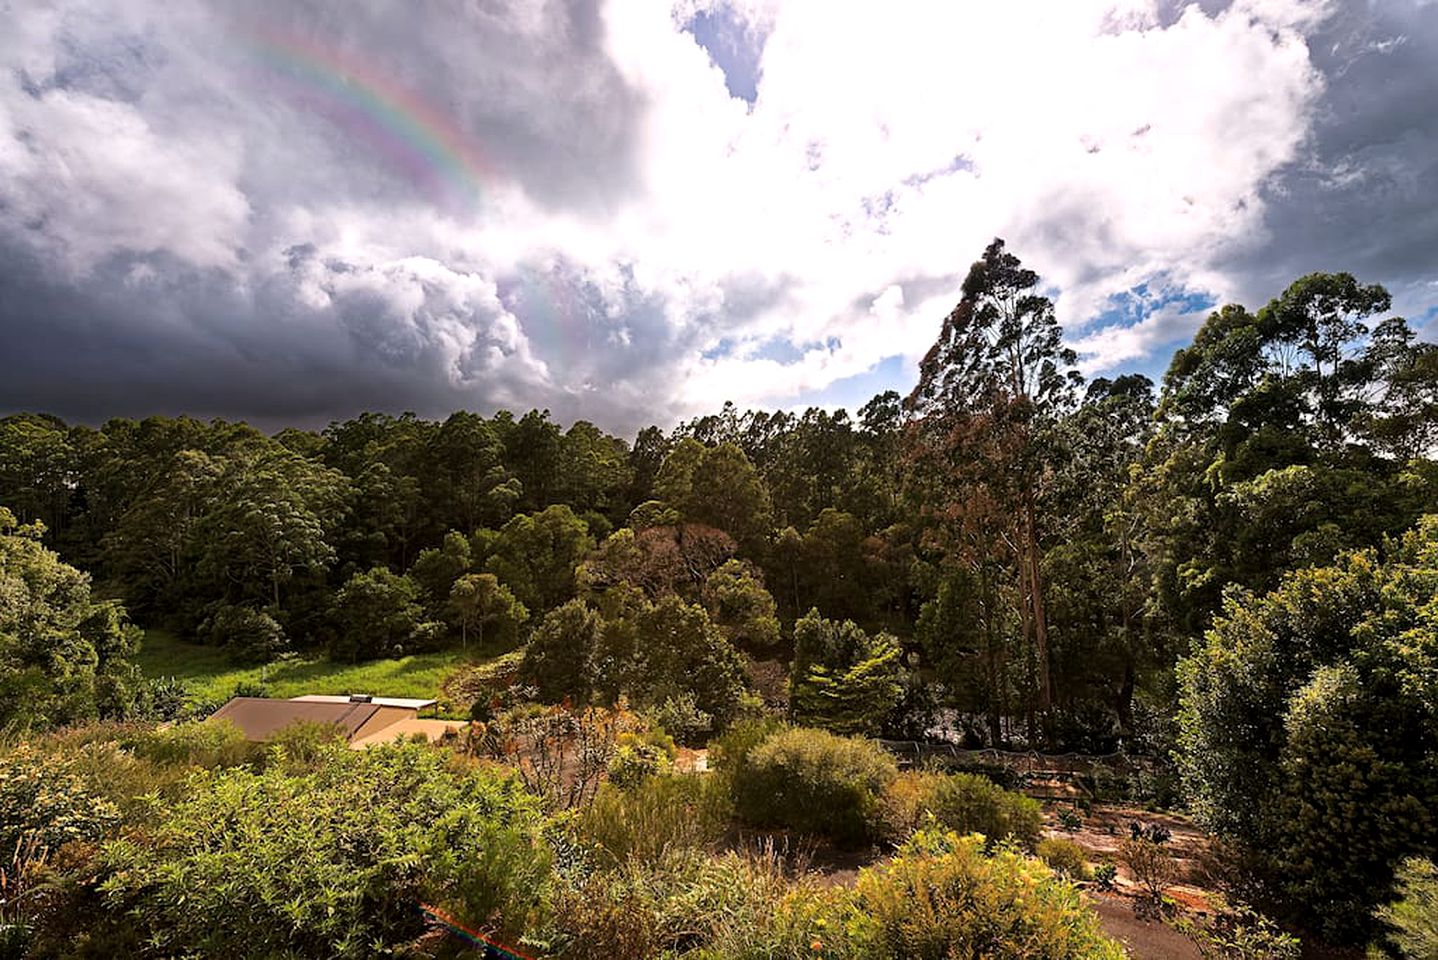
[1222,0,1438,311]
[0,0,665,433]
[0,237,546,429]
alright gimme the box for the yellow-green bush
[123,718,256,769]
[580,773,730,866]
[1036,836,1091,880]
[732,727,897,844]
[848,830,1126,959]
[879,770,1043,847]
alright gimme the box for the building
[209,693,464,748]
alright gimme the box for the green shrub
[878,771,1042,848]
[100,742,551,958]
[789,610,903,737]
[606,733,675,789]
[708,716,787,775]
[264,720,349,771]
[0,744,121,853]
[123,719,255,769]
[197,604,288,663]
[1094,861,1118,890]
[733,727,897,844]
[133,675,192,721]
[1376,858,1438,959]
[849,829,1126,959]
[580,774,731,866]
[1058,807,1084,832]
[651,693,714,747]
[1036,837,1091,880]
[1172,898,1300,959]
[546,846,803,959]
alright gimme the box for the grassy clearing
[135,630,478,712]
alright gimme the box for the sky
[1,0,1435,437]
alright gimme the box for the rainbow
[238,22,497,210]
[505,260,594,375]
[420,902,534,960]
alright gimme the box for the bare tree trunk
[1023,493,1052,712]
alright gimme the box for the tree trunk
[1023,493,1052,712]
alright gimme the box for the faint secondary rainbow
[239,22,497,210]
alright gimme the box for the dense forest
[3,241,1436,958]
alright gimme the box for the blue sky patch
[684,5,765,105]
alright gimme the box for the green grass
[135,630,480,714]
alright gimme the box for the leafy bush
[701,559,781,652]
[878,771,1042,848]
[789,610,903,737]
[1119,836,1179,902]
[1037,837,1091,880]
[0,745,121,853]
[196,604,288,663]
[133,675,192,721]
[606,730,676,788]
[733,727,897,844]
[264,720,350,771]
[100,741,551,958]
[523,599,605,702]
[123,719,255,769]
[1376,858,1438,959]
[1094,860,1118,890]
[1058,807,1084,832]
[1172,898,1300,959]
[848,829,1126,959]
[579,774,730,866]
[545,846,800,959]
[1176,521,1438,942]
[651,693,713,747]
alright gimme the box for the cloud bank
[1,0,1433,432]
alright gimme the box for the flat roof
[211,697,382,742]
[289,694,437,710]
[349,718,466,749]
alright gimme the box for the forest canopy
[2,240,1436,954]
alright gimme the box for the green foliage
[484,504,594,615]
[654,440,772,546]
[0,508,142,727]
[878,771,1043,848]
[848,829,1126,960]
[407,530,473,615]
[1036,837,1091,879]
[701,559,780,652]
[0,743,121,853]
[733,727,897,844]
[1172,899,1302,960]
[448,571,527,651]
[100,741,551,958]
[1176,517,1438,941]
[196,603,288,663]
[1376,859,1438,959]
[789,610,902,736]
[124,719,255,769]
[580,774,730,866]
[327,566,431,661]
[523,598,604,702]
[650,692,713,747]
[628,595,748,726]
[605,729,677,788]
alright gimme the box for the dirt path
[1088,894,1201,960]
